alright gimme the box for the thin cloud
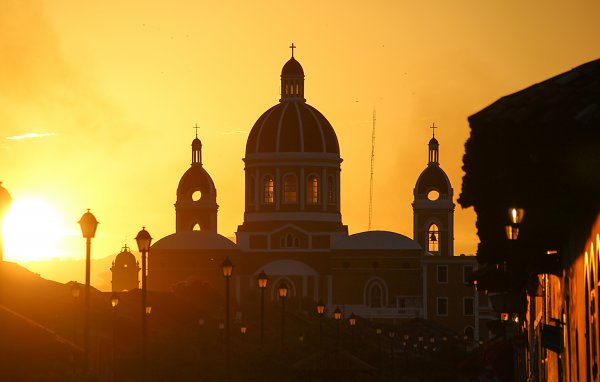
[6,132,56,140]
[221,130,249,135]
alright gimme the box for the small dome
[192,137,202,148]
[415,165,451,194]
[114,246,137,268]
[333,231,422,250]
[177,165,216,200]
[429,137,439,146]
[282,57,304,76]
[246,102,339,155]
[152,231,236,251]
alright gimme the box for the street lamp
[135,227,152,382]
[257,270,268,347]
[111,292,119,382]
[221,257,233,382]
[334,307,342,349]
[505,207,524,240]
[78,209,98,376]
[278,282,288,347]
[348,313,357,347]
[316,301,325,346]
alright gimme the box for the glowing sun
[2,197,70,262]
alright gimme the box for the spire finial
[193,123,200,138]
[289,43,296,58]
[430,123,437,138]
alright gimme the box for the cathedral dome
[245,102,340,154]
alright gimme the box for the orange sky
[2,0,599,289]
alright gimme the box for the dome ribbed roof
[246,102,339,155]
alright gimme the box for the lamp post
[78,209,98,376]
[221,257,233,382]
[135,227,152,382]
[334,307,342,349]
[278,282,288,347]
[257,270,268,348]
[316,301,325,346]
[348,313,357,348]
[111,292,119,382]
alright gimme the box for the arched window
[306,175,319,204]
[193,223,201,231]
[327,176,335,204]
[283,175,297,203]
[365,278,387,308]
[428,223,439,253]
[263,176,274,204]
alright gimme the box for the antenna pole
[369,109,376,230]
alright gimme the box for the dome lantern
[280,43,305,102]
[428,123,439,165]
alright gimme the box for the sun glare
[2,198,71,262]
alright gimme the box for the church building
[113,48,488,340]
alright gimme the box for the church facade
[114,50,490,340]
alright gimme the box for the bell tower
[175,129,218,232]
[412,125,455,256]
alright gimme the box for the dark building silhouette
[110,245,140,292]
[460,57,600,381]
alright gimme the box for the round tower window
[192,190,202,201]
[427,190,439,201]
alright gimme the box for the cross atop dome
[430,122,437,138]
[289,43,296,57]
[193,123,200,138]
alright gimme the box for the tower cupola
[428,124,439,165]
[412,126,455,256]
[175,130,218,232]
[280,43,305,102]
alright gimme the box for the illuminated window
[428,223,439,253]
[327,176,335,204]
[263,176,274,204]
[307,175,319,204]
[283,175,297,203]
